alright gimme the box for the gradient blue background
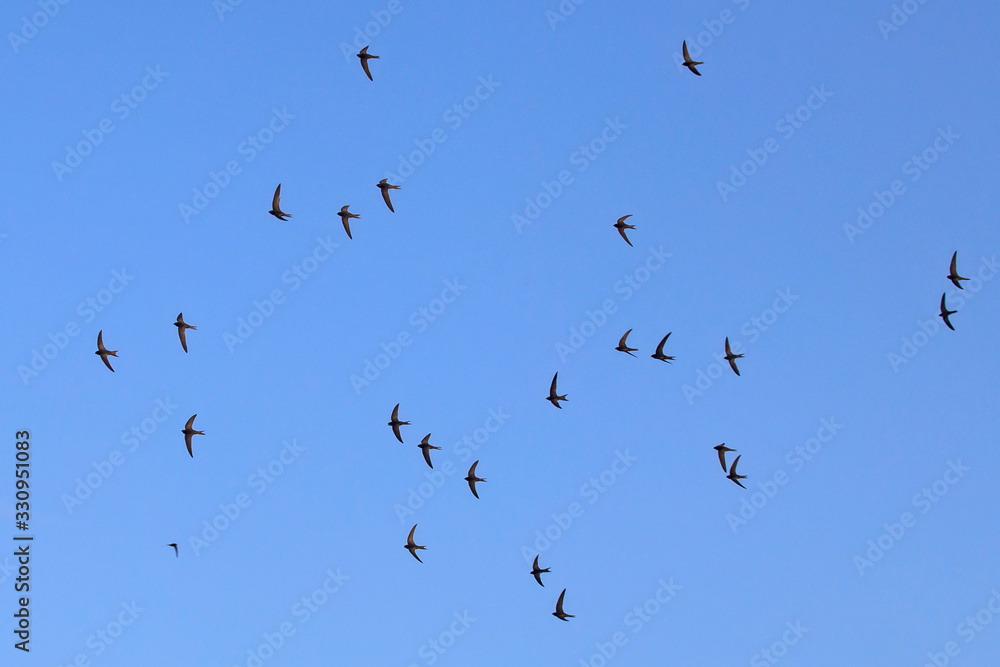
[2,0,999,664]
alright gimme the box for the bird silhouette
[614,215,635,247]
[948,252,969,290]
[95,330,117,372]
[616,329,638,357]
[714,443,736,472]
[552,588,574,621]
[465,460,486,499]
[377,178,400,212]
[547,372,567,408]
[339,205,360,239]
[357,46,379,81]
[651,333,675,362]
[182,414,204,458]
[531,555,550,587]
[268,184,291,220]
[418,434,441,469]
[174,313,196,353]
[166,543,178,558]
[682,41,704,76]
[389,404,410,443]
[727,455,747,489]
[939,293,957,331]
[405,524,426,562]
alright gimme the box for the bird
[552,588,574,621]
[174,313,196,353]
[682,40,704,76]
[388,404,410,443]
[614,215,635,247]
[182,414,204,458]
[547,372,567,408]
[404,524,426,562]
[724,337,743,376]
[726,455,747,489]
[651,333,675,363]
[357,46,379,81]
[530,555,550,587]
[418,434,441,469]
[714,443,736,473]
[166,543,178,558]
[268,184,291,220]
[948,252,969,290]
[939,293,957,331]
[338,205,360,239]
[465,460,486,499]
[95,330,117,372]
[377,178,400,212]
[616,329,638,357]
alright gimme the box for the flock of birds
[86,41,970,626]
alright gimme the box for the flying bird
[377,178,400,212]
[547,372,567,408]
[530,555,550,587]
[726,454,747,489]
[182,414,204,458]
[714,443,736,473]
[616,329,638,357]
[724,337,743,376]
[95,330,117,372]
[357,46,379,81]
[418,434,441,469]
[552,588,574,621]
[614,215,635,247]
[338,205,360,239]
[268,184,291,221]
[651,333,675,363]
[388,404,410,443]
[948,252,969,290]
[174,313,196,353]
[465,460,486,499]
[404,524,426,562]
[166,543,178,558]
[939,293,957,331]
[682,40,704,76]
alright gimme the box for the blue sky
[3,0,1000,664]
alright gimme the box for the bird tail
[558,394,567,401]
[109,350,118,357]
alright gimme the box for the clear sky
[3,0,1000,664]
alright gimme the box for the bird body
[727,454,747,489]
[614,215,635,247]
[651,332,675,362]
[682,41,704,76]
[724,337,743,376]
[405,524,426,562]
[339,205,360,239]
[939,293,957,331]
[553,588,574,621]
[377,179,400,212]
[388,404,410,443]
[268,184,291,220]
[616,329,638,357]
[547,372,567,408]
[174,313,196,353]
[95,330,118,372]
[531,555,550,587]
[714,443,735,472]
[182,414,204,458]
[358,46,379,80]
[465,460,486,499]
[418,434,441,468]
[948,252,969,290]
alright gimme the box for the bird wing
[361,57,373,81]
[617,225,633,247]
[682,41,691,61]
[550,373,559,397]
[555,589,566,613]
[185,415,197,431]
[421,446,434,468]
[950,251,958,276]
[407,524,417,545]
[617,214,632,225]
[688,64,702,76]
[381,185,395,212]
[272,184,281,211]
[178,326,188,353]
[618,329,632,348]
[97,330,105,351]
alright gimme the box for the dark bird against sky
[95,330,117,372]
[174,313,196,353]
[268,183,291,221]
